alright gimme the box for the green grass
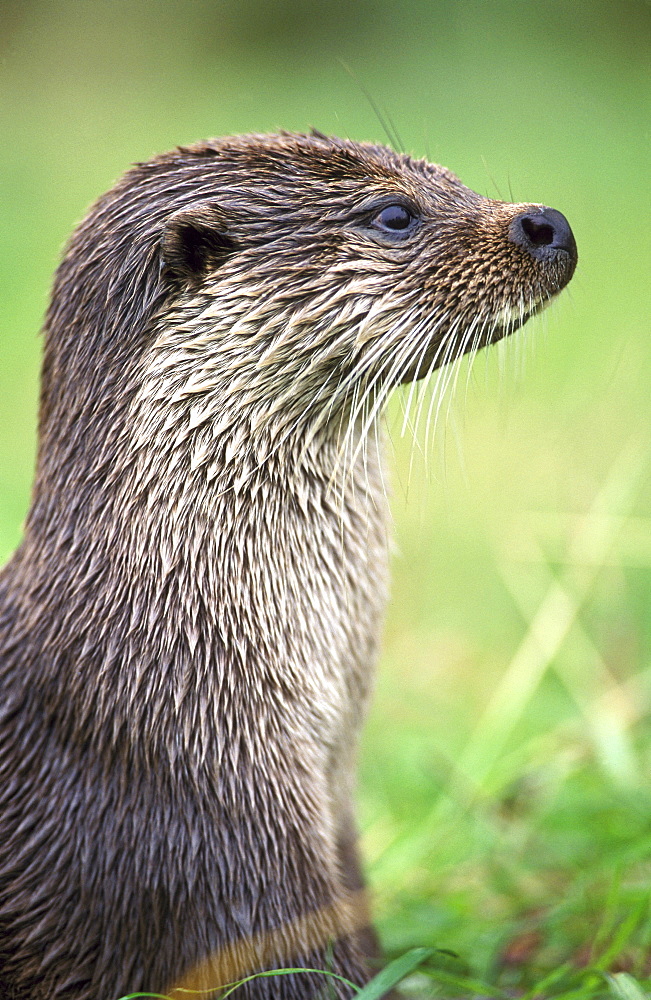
[361,435,651,995]
[2,2,651,997]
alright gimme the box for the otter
[0,131,577,999]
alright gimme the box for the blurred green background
[2,0,651,991]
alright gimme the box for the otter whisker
[404,319,464,487]
[458,310,490,392]
[399,311,451,437]
[396,321,443,475]
[464,313,491,398]
[422,317,470,458]
[342,327,425,478]
[413,316,461,439]
[334,316,421,460]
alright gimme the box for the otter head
[155,133,576,433]
[34,131,577,517]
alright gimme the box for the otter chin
[0,131,577,1000]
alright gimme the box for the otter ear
[162,203,235,283]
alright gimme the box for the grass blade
[605,972,650,1000]
[354,948,434,999]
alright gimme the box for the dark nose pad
[510,207,577,263]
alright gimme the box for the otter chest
[207,459,391,735]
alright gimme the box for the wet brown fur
[0,132,576,998]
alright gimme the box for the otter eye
[372,204,416,233]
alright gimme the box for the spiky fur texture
[0,132,576,999]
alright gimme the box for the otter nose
[510,207,577,263]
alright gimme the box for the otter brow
[333,191,421,223]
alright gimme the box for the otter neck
[16,363,390,776]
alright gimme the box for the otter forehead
[143,131,474,217]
